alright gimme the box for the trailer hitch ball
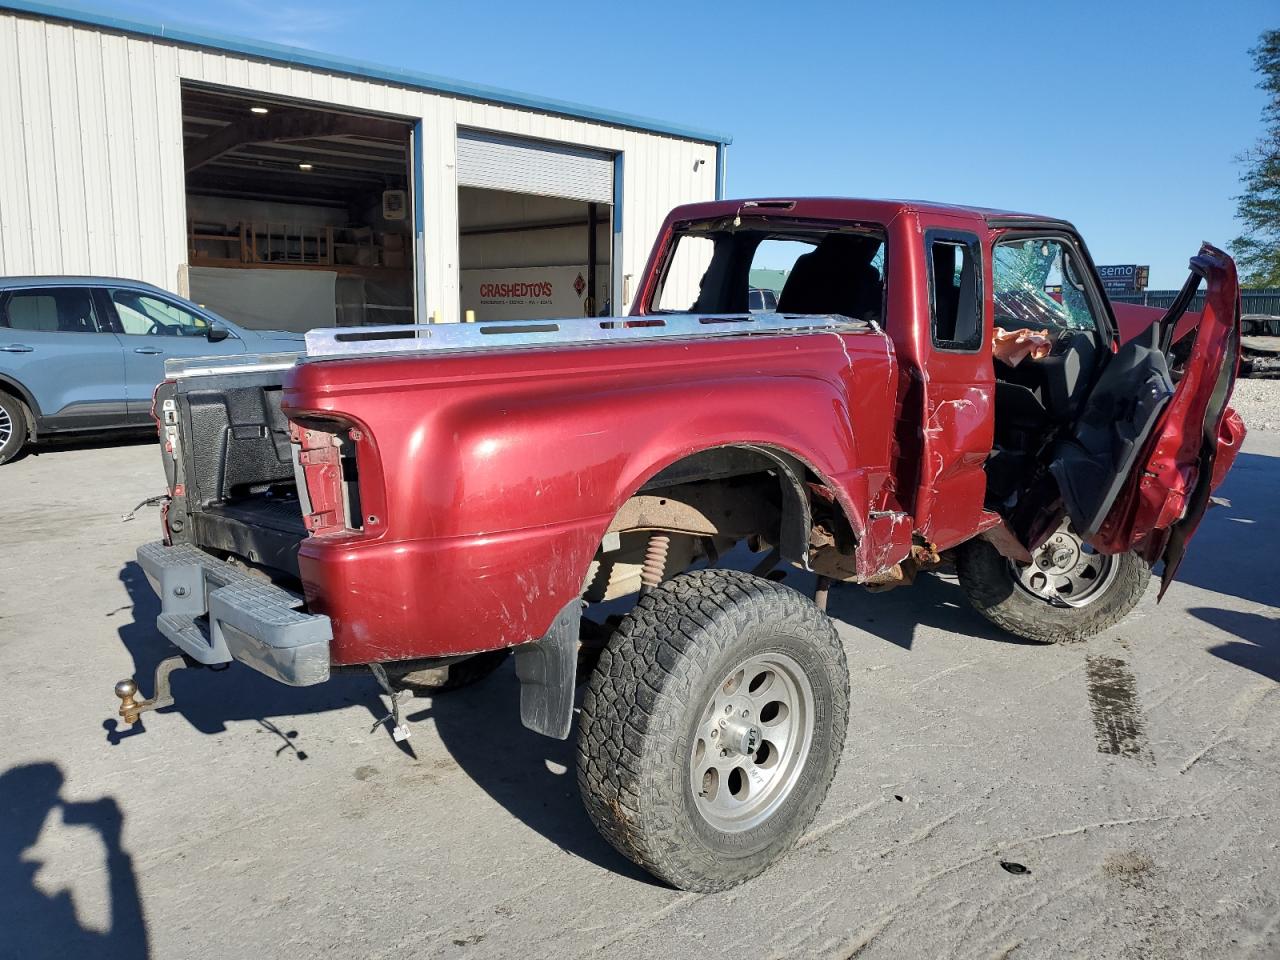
[112,655,188,726]
[115,678,143,724]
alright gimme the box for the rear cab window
[651,218,887,324]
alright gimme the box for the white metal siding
[456,130,613,204]
[0,10,719,320]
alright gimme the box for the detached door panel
[1056,244,1242,590]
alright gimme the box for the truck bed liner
[193,498,306,579]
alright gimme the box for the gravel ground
[1,433,1277,960]
[1232,377,1280,432]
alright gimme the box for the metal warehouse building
[0,2,729,330]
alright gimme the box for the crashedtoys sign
[461,266,588,321]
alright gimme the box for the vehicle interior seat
[6,295,59,331]
[777,234,882,323]
[993,329,1099,424]
[57,291,99,334]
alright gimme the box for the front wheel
[956,521,1150,644]
[577,569,850,892]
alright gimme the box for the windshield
[993,238,1101,334]
[652,220,886,324]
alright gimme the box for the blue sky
[109,0,1277,288]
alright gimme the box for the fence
[1110,288,1280,316]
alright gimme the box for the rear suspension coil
[639,533,671,595]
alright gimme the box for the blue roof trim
[0,0,732,145]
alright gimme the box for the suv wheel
[956,521,1150,643]
[577,569,850,892]
[0,392,27,465]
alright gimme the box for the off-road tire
[956,538,1150,644]
[391,649,508,694]
[577,569,850,892]
[0,392,27,465]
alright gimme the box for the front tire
[577,569,850,892]
[956,522,1150,644]
[0,392,27,465]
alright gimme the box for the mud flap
[514,600,580,740]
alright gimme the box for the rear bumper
[136,541,332,686]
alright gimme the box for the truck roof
[667,197,1067,229]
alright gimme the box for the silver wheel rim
[689,651,815,833]
[0,404,11,448]
[1011,520,1118,608]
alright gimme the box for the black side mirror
[206,323,230,343]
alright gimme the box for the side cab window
[926,230,983,351]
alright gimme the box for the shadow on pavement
[1188,607,1280,684]
[24,430,155,460]
[822,570,1040,651]
[108,562,388,754]
[408,668,662,886]
[1172,451,1276,608]
[0,763,149,960]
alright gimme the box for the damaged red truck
[121,198,1245,892]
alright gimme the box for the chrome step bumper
[136,541,331,686]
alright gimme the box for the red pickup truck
[120,197,1244,891]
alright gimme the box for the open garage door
[457,132,614,322]
[182,83,415,331]
[458,188,611,322]
[456,130,613,204]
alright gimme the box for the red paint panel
[1111,301,1201,347]
[284,329,898,661]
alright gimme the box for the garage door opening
[456,131,614,322]
[458,188,612,321]
[181,83,416,332]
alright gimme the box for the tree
[1232,30,1280,287]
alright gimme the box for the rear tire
[577,569,850,892]
[956,526,1150,644]
[0,392,27,465]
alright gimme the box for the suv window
[3,289,103,333]
[110,290,211,337]
[993,238,1100,334]
[927,232,983,350]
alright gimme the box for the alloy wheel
[690,651,815,832]
[1011,521,1118,607]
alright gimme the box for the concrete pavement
[1,429,1277,960]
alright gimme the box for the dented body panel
[284,327,898,663]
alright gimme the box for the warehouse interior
[458,187,612,321]
[181,83,415,331]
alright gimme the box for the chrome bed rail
[303,313,867,361]
[164,351,303,380]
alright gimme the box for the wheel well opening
[584,446,857,601]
